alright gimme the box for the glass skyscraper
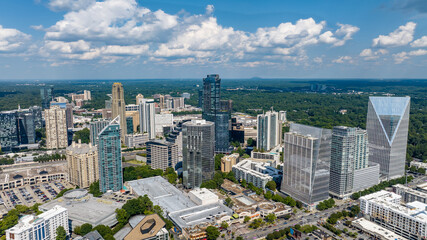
[0,112,19,151]
[182,120,215,189]
[201,74,229,152]
[90,119,110,146]
[40,86,53,110]
[366,96,410,180]
[281,123,331,207]
[98,116,123,192]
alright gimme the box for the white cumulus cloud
[0,25,31,53]
[48,0,96,11]
[411,36,427,47]
[359,48,388,60]
[372,22,416,47]
[332,56,353,64]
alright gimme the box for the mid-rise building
[89,119,109,146]
[360,190,427,240]
[201,74,230,152]
[221,153,239,173]
[45,105,68,149]
[281,123,331,207]
[393,184,427,204]
[172,97,185,110]
[367,96,410,180]
[329,126,379,199]
[98,116,123,192]
[16,111,35,145]
[40,86,53,110]
[146,140,178,171]
[50,102,73,129]
[278,110,287,122]
[66,140,98,189]
[125,133,148,148]
[125,111,139,133]
[6,205,68,240]
[182,120,215,189]
[139,99,156,139]
[155,113,173,135]
[233,159,281,190]
[257,110,281,151]
[111,83,127,142]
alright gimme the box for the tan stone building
[66,140,99,188]
[221,153,239,173]
[112,83,127,142]
[45,105,68,149]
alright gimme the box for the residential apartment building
[233,159,281,190]
[146,140,178,171]
[45,105,68,149]
[139,99,156,139]
[66,140,99,188]
[221,153,239,173]
[257,110,281,151]
[393,184,427,204]
[89,119,109,146]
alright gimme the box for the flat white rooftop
[353,218,407,240]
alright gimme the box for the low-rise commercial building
[125,133,149,148]
[188,188,219,205]
[6,205,69,240]
[360,190,427,240]
[124,214,169,240]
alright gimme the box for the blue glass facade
[98,118,123,192]
[40,86,53,110]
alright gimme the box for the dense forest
[0,79,425,160]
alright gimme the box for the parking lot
[0,181,73,209]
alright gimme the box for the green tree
[265,213,277,223]
[244,216,251,223]
[73,128,90,143]
[89,181,103,197]
[247,138,255,147]
[80,223,93,235]
[214,154,224,171]
[92,225,113,238]
[56,226,67,240]
[115,208,129,225]
[224,197,234,208]
[265,181,276,191]
[221,221,229,229]
[206,226,220,240]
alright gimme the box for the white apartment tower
[45,105,68,149]
[257,110,281,151]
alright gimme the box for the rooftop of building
[66,141,97,154]
[189,188,218,201]
[394,184,427,199]
[126,176,197,215]
[9,205,67,231]
[124,214,166,240]
[0,160,67,184]
[352,218,407,240]
[233,159,280,178]
[169,203,233,229]
[221,179,245,195]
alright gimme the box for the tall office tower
[279,111,287,122]
[65,103,73,129]
[6,205,69,240]
[139,99,156,139]
[135,94,144,104]
[126,116,134,134]
[89,119,109,146]
[0,112,18,151]
[105,94,112,109]
[29,106,43,129]
[66,140,98,188]
[198,89,203,108]
[146,140,178,171]
[40,86,53,110]
[329,127,379,199]
[83,90,91,100]
[16,112,35,144]
[45,105,68,149]
[201,74,229,152]
[182,120,215,189]
[257,110,281,151]
[98,116,123,192]
[281,123,332,207]
[220,100,233,114]
[111,83,127,142]
[367,96,410,180]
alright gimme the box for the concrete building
[111,83,127,142]
[410,161,427,170]
[125,133,149,148]
[146,140,178,171]
[139,99,156,139]
[136,94,144,105]
[98,116,123,192]
[182,120,215,189]
[0,112,19,151]
[251,151,280,166]
[45,105,68,149]
[40,86,53,110]
[367,96,410,180]
[201,74,230,152]
[125,104,139,112]
[257,110,281,151]
[89,119,109,146]
[352,218,406,240]
[329,126,379,199]
[221,153,239,173]
[279,110,287,122]
[281,123,331,207]
[172,97,185,110]
[360,190,427,240]
[393,184,427,204]
[188,188,219,205]
[6,205,68,240]
[125,111,139,133]
[233,159,281,190]
[66,140,98,189]
[124,214,169,240]
[155,113,173,135]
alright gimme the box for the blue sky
[0,0,427,79]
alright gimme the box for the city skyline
[1,0,427,79]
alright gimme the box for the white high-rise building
[6,205,69,240]
[360,190,427,240]
[139,99,156,139]
[278,110,287,122]
[45,105,68,149]
[257,110,281,151]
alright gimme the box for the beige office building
[112,83,127,142]
[221,153,239,172]
[45,105,68,149]
[66,140,99,188]
[146,140,178,171]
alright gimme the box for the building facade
[146,140,178,171]
[45,105,68,149]
[232,159,281,190]
[257,110,281,151]
[111,83,127,142]
[281,123,331,207]
[139,99,156,139]
[182,120,215,188]
[6,205,69,240]
[89,119,110,146]
[66,140,99,188]
[98,117,123,192]
[221,153,239,173]
[366,96,410,180]
[40,86,53,110]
